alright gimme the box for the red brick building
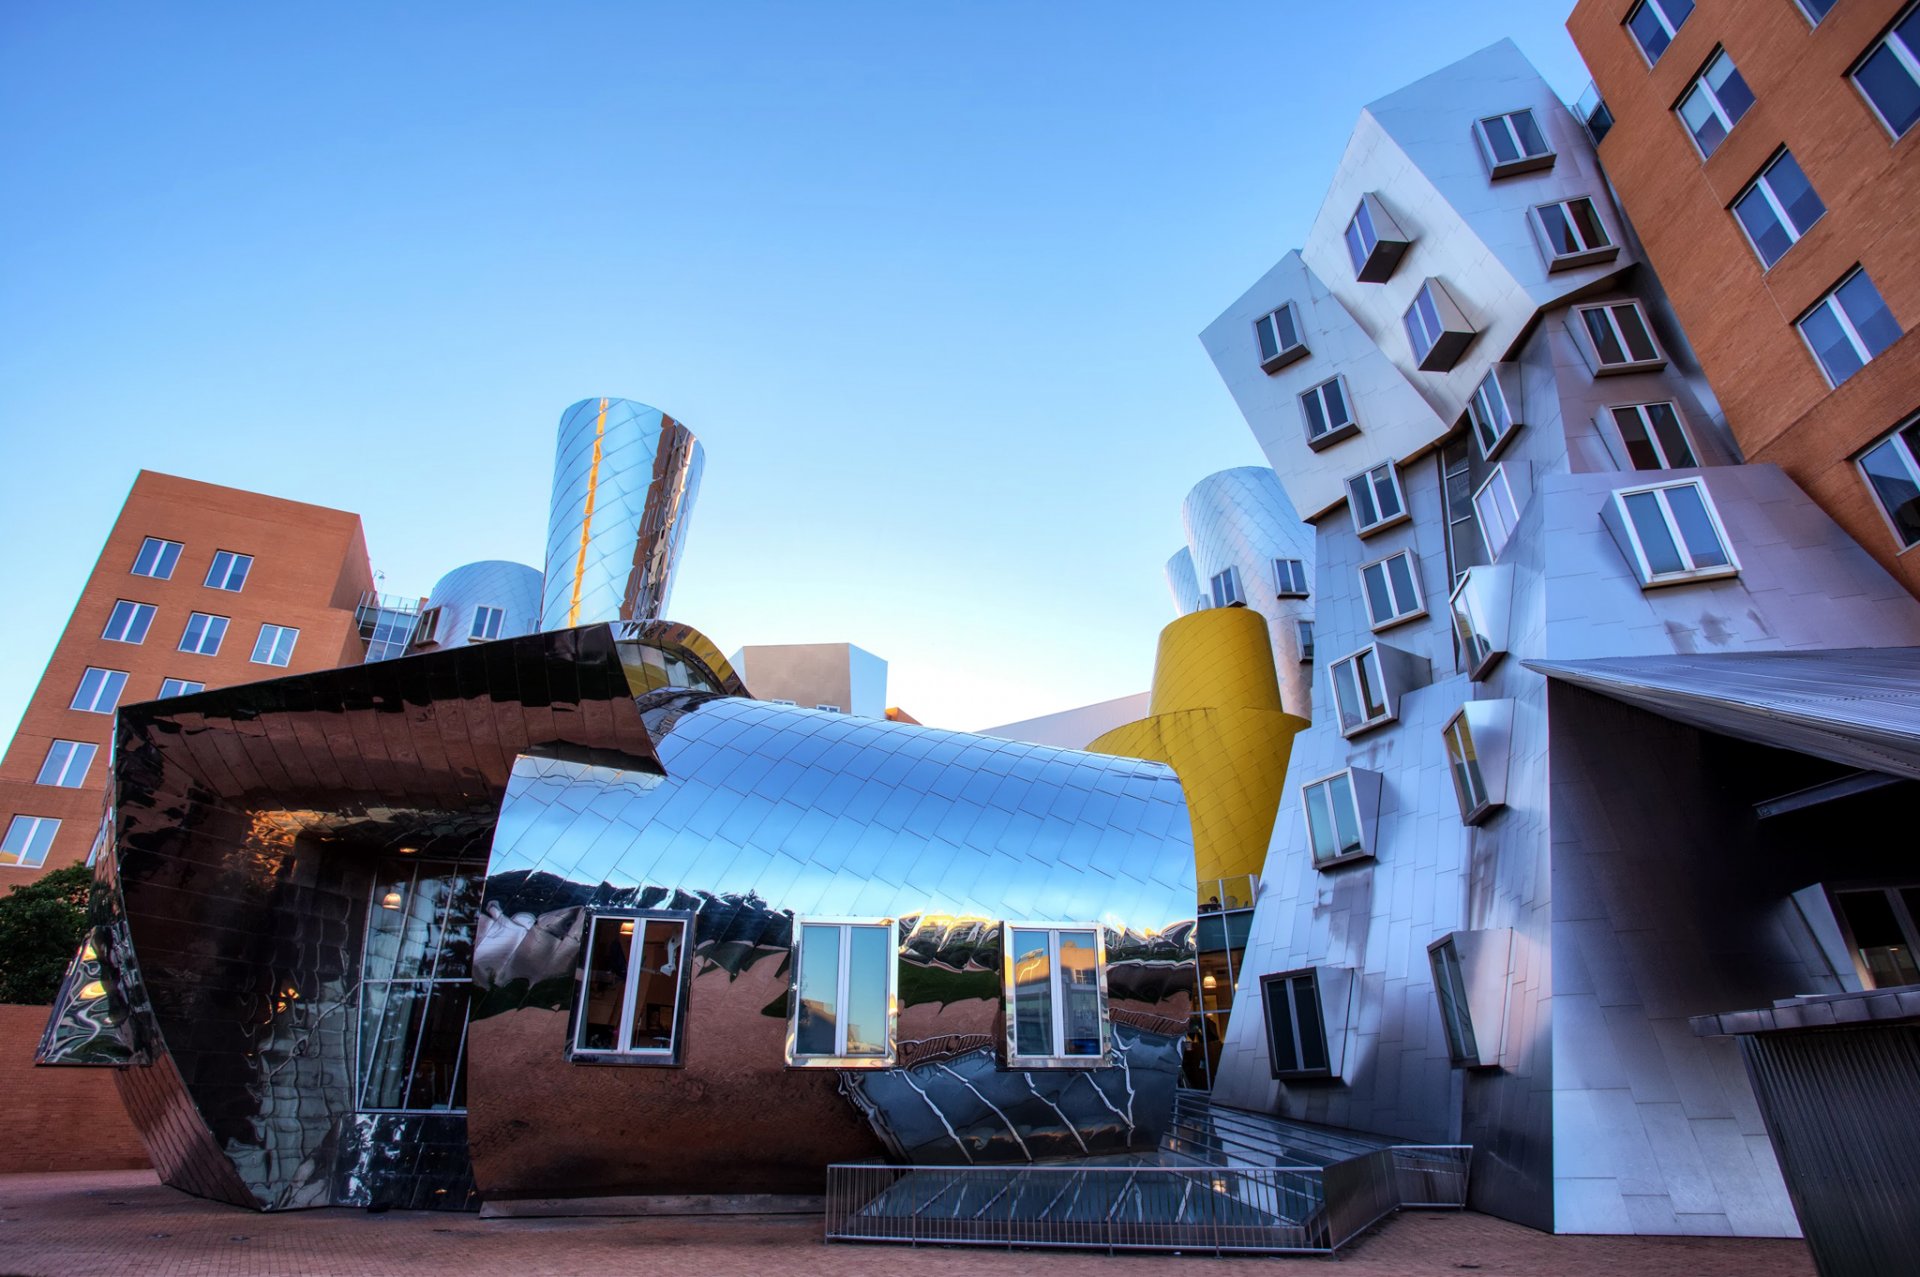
[1569,0,1920,595]
[0,471,374,886]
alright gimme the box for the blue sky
[0,3,1592,737]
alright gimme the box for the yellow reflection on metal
[1086,608,1306,887]
[567,397,611,627]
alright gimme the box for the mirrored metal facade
[420,560,543,651]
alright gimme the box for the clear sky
[0,3,1592,739]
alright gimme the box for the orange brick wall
[0,1004,148,1173]
[1568,0,1920,596]
[0,471,375,888]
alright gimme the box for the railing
[1197,874,1258,913]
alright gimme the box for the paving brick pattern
[0,1171,1817,1277]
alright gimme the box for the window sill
[1592,356,1669,378]
[1276,590,1310,600]
[1307,420,1361,452]
[1312,849,1375,871]
[1006,1054,1111,1070]
[1639,565,1740,589]
[566,1049,687,1068]
[1338,711,1399,739]
[1459,798,1505,827]
[1260,344,1310,374]
[1356,239,1411,284]
[1479,424,1522,463]
[1486,152,1556,180]
[1368,607,1429,634]
[1415,330,1476,373]
[1545,245,1621,273]
[1354,510,1412,540]
[787,1056,897,1070]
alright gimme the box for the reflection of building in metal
[540,398,704,630]
[1199,38,1920,1242]
[727,642,887,717]
[1082,606,1307,1090]
[37,622,1196,1212]
[1166,468,1317,719]
[416,561,542,651]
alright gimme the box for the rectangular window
[1468,369,1518,459]
[1450,569,1504,678]
[1797,0,1836,21]
[1440,439,1486,589]
[1299,376,1358,448]
[1678,50,1755,156]
[1473,467,1521,560]
[1360,551,1425,630]
[1628,0,1695,64]
[1330,647,1393,735]
[1262,970,1331,1079]
[0,815,60,869]
[789,919,897,1066]
[1210,566,1246,608]
[1273,558,1309,598]
[1734,151,1826,269]
[469,606,506,641]
[178,612,229,656]
[1578,301,1666,374]
[204,550,253,592]
[1613,479,1739,586]
[1344,199,1378,276]
[100,600,156,645]
[573,912,692,1062]
[1302,772,1366,867]
[1611,402,1698,469]
[36,740,98,788]
[815,704,843,713]
[1296,619,1315,663]
[1346,463,1406,536]
[1859,416,1920,549]
[130,537,182,580]
[70,668,128,714]
[1835,887,1920,988]
[1532,197,1616,269]
[158,678,206,699]
[1443,711,1492,822]
[1403,279,1474,371]
[1474,109,1555,178]
[250,624,299,667]
[1853,6,1920,138]
[1006,925,1108,1064]
[359,862,481,1111]
[1254,303,1308,371]
[1429,936,1481,1066]
[1799,269,1904,386]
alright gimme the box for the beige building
[727,642,888,717]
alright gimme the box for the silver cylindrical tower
[421,560,543,649]
[540,398,705,630]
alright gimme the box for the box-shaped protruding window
[1262,966,1354,1081]
[1273,558,1309,598]
[1346,462,1408,537]
[1428,929,1513,1069]
[1474,108,1556,179]
[1344,193,1413,283]
[1603,478,1740,588]
[1301,767,1382,869]
[1329,642,1432,738]
[571,911,694,1065]
[1530,197,1619,272]
[788,918,899,1068]
[1004,924,1110,1067]
[1254,302,1309,373]
[1210,566,1246,608]
[1300,375,1361,451]
[1442,700,1515,825]
[1449,564,1513,681]
[1468,365,1524,461]
[1573,301,1668,376]
[1404,279,1477,372]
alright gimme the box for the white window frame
[1296,619,1315,663]
[1473,467,1520,561]
[1299,375,1359,448]
[204,550,253,593]
[130,537,182,580]
[1344,199,1378,276]
[1329,646,1394,736]
[1442,711,1493,823]
[1733,150,1826,269]
[1359,550,1426,631]
[1677,50,1752,158]
[1851,6,1920,139]
[1627,0,1692,65]
[786,917,899,1068]
[1576,300,1667,374]
[1405,283,1445,365]
[570,910,693,1064]
[1254,302,1308,372]
[251,624,299,667]
[1262,968,1333,1080]
[1795,0,1836,25]
[1468,368,1519,460]
[1797,269,1902,387]
[178,612,229,656]
[1449,568,1506,680]
[1610,402,1698,470]
[1346,463,1408,537]
[37,740,98,788]
[1857,416,1920,551]
[101,600,156,645]
[157,678,206,699]
[1611,478,1742,586]
[469,606,506,642]
[1473,109,1556,177]
[1210,565,1246,608]
[1301,771,1368,868]
[1530,196,1616,270]
[815,704,843,713]
[1273,558,1309,598]
[1003,923,1111,1068]
[0,815,61,869]
[70,667,128,714]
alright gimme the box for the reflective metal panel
[421,560,543,651]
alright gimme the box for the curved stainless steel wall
[1165,547,1201,615]
[422,560,542,649]
[1178,467,1316,717]
[540,398,704,630]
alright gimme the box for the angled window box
[1404,279,1477,372]
[1442,699,1515,825]
[1474,108,1555,179]
[1329,641,1431,738]
[1301,767,1382,870]
[1344,193,1413,283]
[1448,564,1513,681]
[1603,478,1741,588]
[1262,965,1356,1082]
[1254,302,1310,373]
[1428,929,1513,1069]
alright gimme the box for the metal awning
[1524,648,1920,782]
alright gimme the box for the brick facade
[0,1003,148,1173]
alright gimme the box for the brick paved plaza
[0,1170,1817,1277]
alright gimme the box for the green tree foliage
[0,864,92,1005]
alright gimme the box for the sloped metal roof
[1524,648,1920,781]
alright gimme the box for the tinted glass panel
[1256,313,1280,362]
[1856,15,1920,137]
[628,920,682,1051]
[1328,774,1361,855]
[795,922,840,1056]
[1860,434,1920,547]
[1768,153,1825,240]
[1802,303,1865,384]
[844,924,891,1057]
[1320,379,1348,428]
[1665,484,1729,568]
[1585,308,1628,365]
[1510,110,1547,157]
[1292,975,1329,1072]
[1838,271,1903,360]
[1625,491,1686,576]
[1483,117,1519,164]
[1386,554,1417,610]
[1839,891,1920,987]
[1616,306,1659,362]
[577,917,633,1051]
[1305,784,1338,862]
[1363,563,1395,624]
[1059,930,1101,1055]
[1011,928,1053,1056]
[1431,941,1479,1062]
[1646,403,1695,467]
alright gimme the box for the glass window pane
[1255,313,1279,362]
[1199,950,1234,1014]
[359,980,423,1109]
[1629,2,1674,61]
[1645,403,1696,467]
[1568,198,1608,249]
[1837,272,1903,360]
[1302,388,1328,437]
[1538,204,1578,255]
[1358,652,1389,719]
[1328,774,1361,855]
[1432,941,1480,1062]
[796,922,841,1056]
[1058,930,1101,1056]
[1840,891,1920,987]
[1363,562,1394,624]
[1273,304,1297,350]
[1802,302,1865,384]
[1625,491,1686,576]
[1614,407,1662,469]
[1386,554,1417,611]
[402,982,471,1110]
[1680,86,1727,153]
[1332,662,1363,730]
[1349,475,1379,526]
[844,925,891,1057]
[1614,305,1658,362]
[1767,153,1825,237]
[1321,379,1348,428]
[1708,55,1755,125]
[1266,982,1301,1074]
[1860,437,1920,547]
[1734,186,1791,268]
[1510,110,1547,158]
[1011,928,1054,1056]
[1664,484,1730,568]
[629,920,683,1051]
[1482,116,1519,165]
[577,918,633,1051]
[1292,975,1328,1072]
[1305,785,1337,862]
[1857,38,1920,138]
[1585,309,1627,365]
